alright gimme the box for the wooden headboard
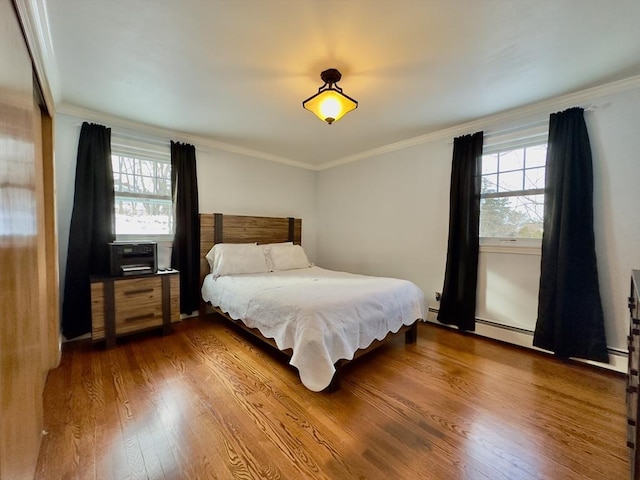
[199,213,302,289]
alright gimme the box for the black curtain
[62,122,114,339]
[170,141,200,314]
[438,131,483,331]
[534,107,608,363]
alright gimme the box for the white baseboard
[423,312,626,374]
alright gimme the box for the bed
[199,213,425,392]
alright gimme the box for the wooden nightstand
[90,270,180,348]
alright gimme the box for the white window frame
[480,124,548,255]
[111,137,174,242]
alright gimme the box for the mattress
[201,266,425,391]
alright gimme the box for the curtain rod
[70,121,169,145]
[446,104,599,144]
[110,130,169,148]
[71,121,214,153]
[484,104,598,139]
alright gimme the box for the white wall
[55,113,317,303]
[316,140,451,291]
[589,86,640,353]
[55,113,82,292]
[55,79,639,367]
[196,148,316,253]
[316,83,640,361]
[476,250,541,331]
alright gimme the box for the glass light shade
[303,88,358,124]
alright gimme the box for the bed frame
[199,213,418,391]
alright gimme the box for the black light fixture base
[320,68,342,85]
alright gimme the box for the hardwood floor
[35,316,626,480]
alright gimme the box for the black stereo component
[109,242,157,276]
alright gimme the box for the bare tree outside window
[111,154,173,235]
[480,144,546,238]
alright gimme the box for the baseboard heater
[475,317,534,335]
[427,306,625,359]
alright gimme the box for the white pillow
[260,241,293,270]
[206,243,269,278]
[260,241,293,250]
[265,244,311,271]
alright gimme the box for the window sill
[479,243,541,256]
[115,234,174,243]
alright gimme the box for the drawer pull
[124,313,156,322]
[124,288,154,296]
[633,317,640,326]
[628,386,638,394]
[632,369,639,377]
[629,441,635,449]
[633,329,640,336]
[629,419,637,427]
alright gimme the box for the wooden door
[0,0,58,477]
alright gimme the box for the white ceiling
[41,0,640,168]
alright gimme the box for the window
[111,141,173,238]
[480,128,548,242]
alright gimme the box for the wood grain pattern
[34,318,626,479]
[198,213,302,293]
[628,271,640,479]
[198,213,419,391]
[90,282,106,337]
[92,274,181,341]
[39,108,61,370]
[114,276,163,326]
[200,213,215,288]
[170,274,180,322]
[0,1,58,478]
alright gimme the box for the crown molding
[56,74,639,172]
[56,103,315,170]
[13,0,60,112]
[11,0,638,172]
[316,75,640,170]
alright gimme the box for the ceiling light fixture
[302,68,358,125]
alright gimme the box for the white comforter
[201,266,425,391]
